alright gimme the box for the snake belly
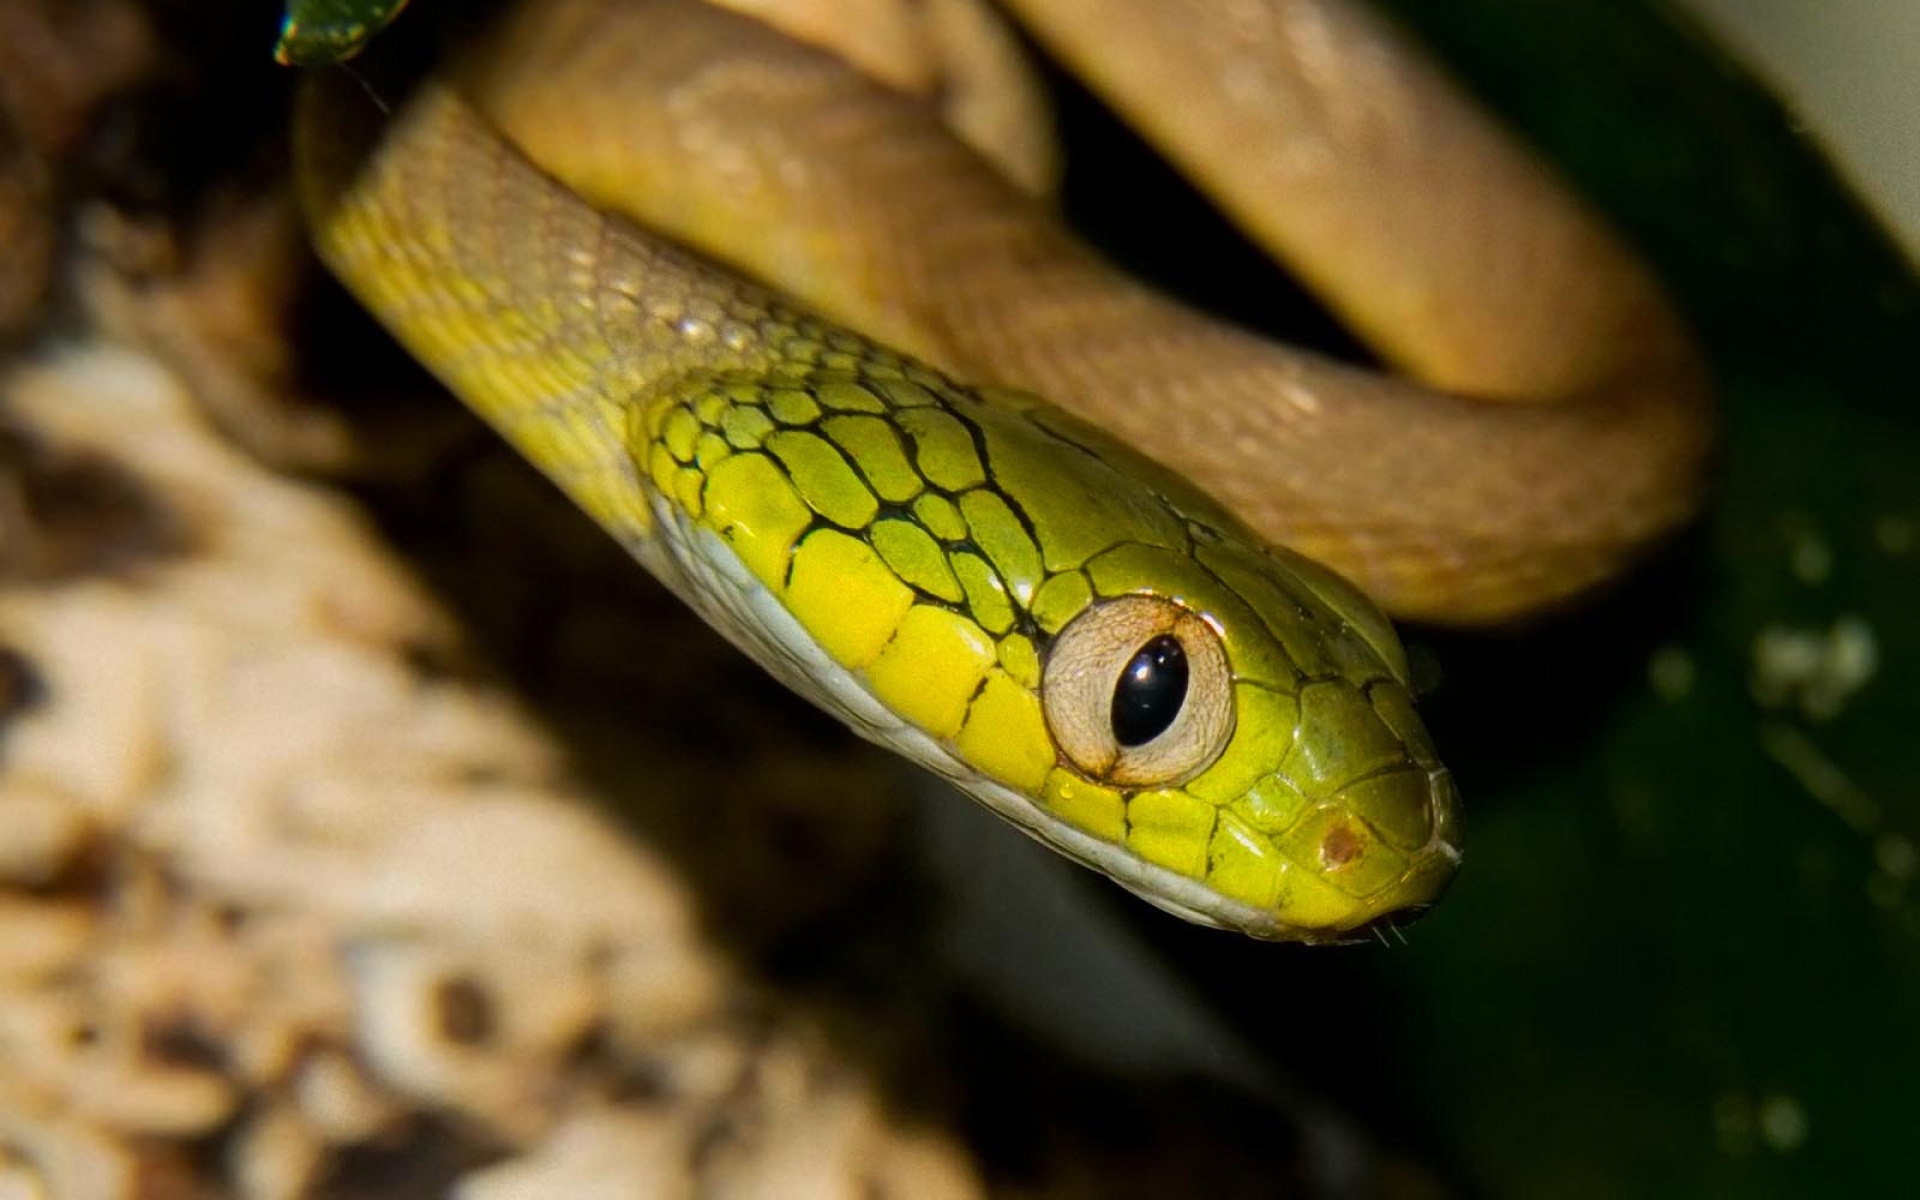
[296,66,1460,939]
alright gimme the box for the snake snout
[1271,765,1460,943]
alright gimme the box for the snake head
[875,389,1462,942]
[630,357,1461,942]
[1030,530,1463,942]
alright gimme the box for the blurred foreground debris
[0,0,157,340]
[0,349,985,1198]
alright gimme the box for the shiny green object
[274,0,412,66]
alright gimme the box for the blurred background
[0,1,1913,1196]
[1682,0,1920,255]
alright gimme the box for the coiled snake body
[295,0,1710,939]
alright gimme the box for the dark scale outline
[864,515,970,603]
[1360,677,1438,763]
[760,428,888,532]
[816,413,926,506]
[1283,678,1421,792]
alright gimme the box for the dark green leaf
[274,0,412,66]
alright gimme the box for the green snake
[293,0,1711,940]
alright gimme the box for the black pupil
[1111,634,1188,748]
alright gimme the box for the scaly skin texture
[296,80,1460,939]
[462,0,1713,623]
[295,0,1711,936]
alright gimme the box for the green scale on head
[630,340,1461,940]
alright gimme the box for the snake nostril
[1319,822,1365,869]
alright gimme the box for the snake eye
[1043,597,1235,788]
[1112,635,1187,747]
